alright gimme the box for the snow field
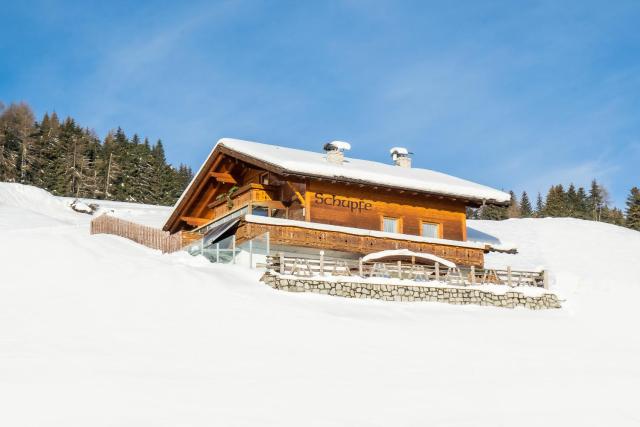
[1,184,640,426]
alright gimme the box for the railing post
[397,260,402,280]
[435,262,440,282]
[507,266,512,287]
[470,265,475,286]
[279,252,285,274]
[232,235,236,264]
[319,250,325,276]
[265,231,270,257]
[359,258,364,277]
[543,270,549,289]
[249,238,253,268]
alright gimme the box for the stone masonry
[261,272,562,310]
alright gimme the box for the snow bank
[2,183,640,426]
[0,183,80,229]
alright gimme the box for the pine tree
[544,185,567,217]
[575,187,589,219]
[625,187,640,230]
[506,190,521,218]
[588,179,609,221]
[566,184,578,217]
[0,102,35,182]
[520,191,533,217]
[479,202,508,220]
[535,192,545,217]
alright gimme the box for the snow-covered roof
[217,138,509,204]
[362,249,457,268]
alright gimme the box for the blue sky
[1,0,639,206]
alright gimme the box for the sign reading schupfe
[314,193,373,213]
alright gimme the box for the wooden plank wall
[237,221,484,267]
[307,181,468,241]
[91,214,194,253]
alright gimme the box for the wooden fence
[90,214,197,253]
[266,254,548,289]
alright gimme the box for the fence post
[397,260,402,280]
[359,258,364,277]
[249,238,253,269]
[216,243,220,263]
[279,252,285,274]
[507,266,512,287]
[543,270,549,289]
[435,262,440,282]
[470,265,475,286]
[319,250,325,276]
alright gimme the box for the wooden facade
[235,220,484,268]
[163,142,506,267]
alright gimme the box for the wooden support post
[319,250,325,276]
[279,253,285,274]
[470,265,475,286]
[359,258,364,277]
[435,262,440,282]
[543,270,549,289]
[507,266,512,287]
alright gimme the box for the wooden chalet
[163,139,510,267]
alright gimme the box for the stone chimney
[323,141,351,165]
[390,147,412,168]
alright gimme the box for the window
[383,217,399,233]
[421,222,440,238]
[260,173,270,185]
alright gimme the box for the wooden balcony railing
[207,183,278,220]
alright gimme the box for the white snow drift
[1,183,640,426]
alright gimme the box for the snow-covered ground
[2,183,640,426]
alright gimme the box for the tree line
[0,101,193,205]
[470,180,640,231]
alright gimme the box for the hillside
[1,183,639,426]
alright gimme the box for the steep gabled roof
[164,138,510,231]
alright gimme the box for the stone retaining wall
[261,272,561,310]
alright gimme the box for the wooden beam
[286,181,306,205]
[181,216,210,227]
[252,200,287,210]
[209,172,237,184]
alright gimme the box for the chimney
[390,147,412,168]
[323,141,351,165]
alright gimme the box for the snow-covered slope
[1,184,639,426]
